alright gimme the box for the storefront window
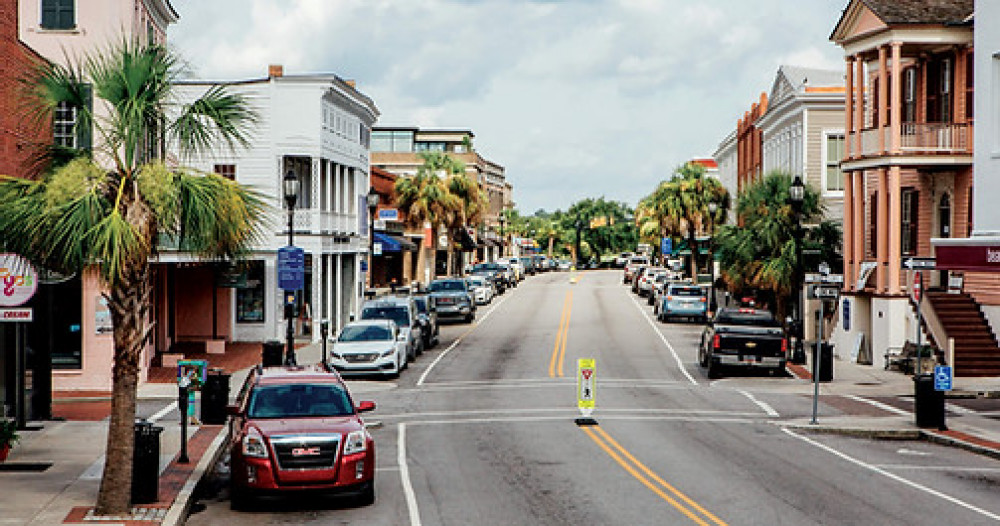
[236,261,265,323]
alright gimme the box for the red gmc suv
[227,364,376,509]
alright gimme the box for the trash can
[262,340,284,367]
[913,373,946,429]
[132,420,163,505]
[201,369,231,425]
[815,343,833,383]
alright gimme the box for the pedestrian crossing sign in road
[577,358,595,417]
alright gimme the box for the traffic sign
[911,271,923,303]
[934,365,953,391]
[809,284,840,300]
[577,358,595,417]
[902,257,936,270]
[277,245,305,291]
[0,308,32,322]
[661,237,672,256]
[373,242,382,256]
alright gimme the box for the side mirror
[357,401,376,413]
[226,404,241,416]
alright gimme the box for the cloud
[168,0,847,213]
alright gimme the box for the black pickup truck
[698,308,788,379]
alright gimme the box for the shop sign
[378,208,399,221]
[0,308,33,322]
[935,243,1000,272]
[0,253,38,307]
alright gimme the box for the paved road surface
[186,270,1000,525]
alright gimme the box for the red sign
[935,243,1000,272]
[911,272,922,303]
[581,369,593,380]
[0,308,33,322]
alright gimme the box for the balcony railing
[853,123,972,157]
[293,209,359,235]
[901,123,972,153]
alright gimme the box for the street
[186,271,1000,525]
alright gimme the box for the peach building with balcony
[828,0,1000,378]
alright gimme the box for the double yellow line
[582,425,728,526]
[548,290,573,377]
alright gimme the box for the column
[845,57,855,157]
[843,170,854,291]
[888,166,902,294]
[855,56,865,155]
[877,168,888,292]
[956,48,968,125]
[335,253,343,331]
[853,171,864,287]
[878,46,888,153]
[890,42,902,153]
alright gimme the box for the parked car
[698,308,788,379]
[657,283,708,323]
[329,320,406,377]
[467,275,494,305]
[557,259,572,271]
[360,296,423,361]
[647,272,671,306]
[637,268,664,297]
[227,364,376,509]
[623,256,649,283]
[505,258,525,281]
[471,262,510,292]
[411,294,440,349]
[519,256,537,275]
[614,252,633,268]
[631,265,650,293]
[428,278,476,322]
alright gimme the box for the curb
[778,422,921,440]
[921,429,1000,461]
[160,426,228,526]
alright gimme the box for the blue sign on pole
[277,245,305,291]
[934,366,953,391]
[661,238,672,256]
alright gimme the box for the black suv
[411,294,440,349]
[428,278,476,323]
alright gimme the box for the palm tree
[395,152,461,281]
[446,167,487,272]
[714,170,824,317]
[648,163,729,279]
[0,39,262,516]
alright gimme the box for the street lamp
[789,174,806,365]
[366,186,380,290]
[499,215,506,258]
[282,168,300,366]
[574,220,583,267]
[707,201,719,314]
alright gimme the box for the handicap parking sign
[933,365,953,391]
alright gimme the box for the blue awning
[374,232,417,253]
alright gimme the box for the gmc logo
[291,447,321,457]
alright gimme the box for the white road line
[375,407,764,420]
[737,389,779,417]
[844,395,911,416]
[874,464,1000,473]
[416,285,517,386]
[782,427,1000,521]
[147,401,177,424]
[404,414,760,426]
[947,403,977,415]
[398,423,422,526]
[416,377,688,388]
[399,381,697,395]
[628,292,698,385]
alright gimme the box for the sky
[168,0,847,214]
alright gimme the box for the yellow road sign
[577,358,595,416]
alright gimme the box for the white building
[758,65,846,222]
[713,130,738,224]
[169,65,380,344]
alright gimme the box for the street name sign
[577,358,595,417]
[934,365,953,391]
[277,245,305,291]
[902,257,936,270]
[809,285,840,300]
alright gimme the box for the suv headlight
[381,348,395,357]
[242,427,268,458]
[344,430,368,455]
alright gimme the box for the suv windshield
[248,383,353,418]
[338,324,392,342]
[715,311,781,327]
[669,286,704,297]
[429,280,466,292]
[361,306,410,329]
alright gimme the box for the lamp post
[366,186,380,291]
[707,201,718,314]
[282,168,300,366]
[789,175,806,365]
[574,220,583,267]
[499,215,506,258]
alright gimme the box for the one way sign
[902,257,936,270]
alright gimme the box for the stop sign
[912,271,922,303]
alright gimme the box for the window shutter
[41,0,75,30]
[41,0,57,28]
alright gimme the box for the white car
[329,320,407,378]
[468,275,494,305]
[505,258,525,280]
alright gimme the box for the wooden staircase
[926,291,1000,377]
